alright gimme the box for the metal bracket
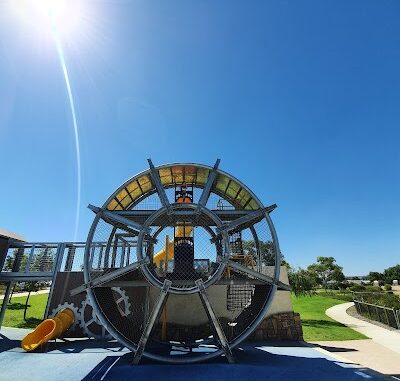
[88,205,152,235]
[215,205,277,235]
[196,279,235,364]
[147,159,171,211]
[70,258,149,296]
[133,279,172,364]
[218,258,291,291]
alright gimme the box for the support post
[196,279,234,364]
[44,243,66,318]
[0,246,24,328]
[133,279,172,364]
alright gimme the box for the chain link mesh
[85,176,280,361]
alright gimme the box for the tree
[383,265,400,285]
[23,281,40,321]
[288,267,317,296]
[367,271,385,284]
[307,256,345,289]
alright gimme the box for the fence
[353,299,400,329]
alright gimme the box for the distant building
[345,276,370,285]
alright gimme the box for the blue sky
[1,1,399,275]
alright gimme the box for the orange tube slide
[21,308,75,352]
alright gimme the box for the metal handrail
[353,299,400,329]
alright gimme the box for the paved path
[0,289,50,300]
[326,302,400,355]
[311,339,400,377]
[309,302,400,377]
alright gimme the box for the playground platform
[0,327,389,381]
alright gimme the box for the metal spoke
[70,259,149,296]
[133,279,172,364]
[197,159,220,209]
[221,258,291,291]
[88,205,148,234]
[86,318,95,326]
[148,159,171,210]
[215,205,277,235]
[196,279,234,364]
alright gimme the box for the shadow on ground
[310,344,358,353]
[82,343,384,381]
[6,302,27,310]
[301,319,348,328]
[0,333,22,353]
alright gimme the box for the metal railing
[353,299,400,329]
[0,239,138,327]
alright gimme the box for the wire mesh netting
[83,163,281,362]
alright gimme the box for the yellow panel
[158,168,172,185]
[130,187,143,201]
[107,199,119,210]
[234,189,251,208]
[214,174,230,194]
[195,168,210,186]
[116,188,128,202]
[126,180,139,194]
[138,175,152,193]
[171,166,184,183]
[120,195,132,208]
[108,199,123,211]
[226,181,241,200]
[246,199,259,210]
[183,165,197,183]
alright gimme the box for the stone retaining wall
[249,312,303,341]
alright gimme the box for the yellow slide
[21,308,75,352]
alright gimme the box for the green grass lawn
[291,294,368,341]
[3,293,49,329]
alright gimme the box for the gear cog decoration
[50,302,80,332]
[79,287,131,340]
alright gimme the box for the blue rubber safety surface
[83,342,384,381]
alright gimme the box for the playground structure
[0,160,291,364]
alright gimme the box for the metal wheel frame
[136,203,229,295]
[82,161,282,364]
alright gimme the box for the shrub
[384,284,392,291]
[319,291,354,302]
[356,293,400,309]
[350,284,366,292]
[364,285,382,293]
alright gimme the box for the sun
[11,0,84,40]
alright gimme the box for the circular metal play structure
[75,160,289,363]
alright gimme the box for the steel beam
[197,159,220,209]
[215,205,277,235]
[220,258,291,291]
[147,159,171,210]
[196,279,234,363]
[88,204,147,233]
[133,279,172,364]
[70,258,149,296]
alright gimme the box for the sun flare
[12,0,84,40]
